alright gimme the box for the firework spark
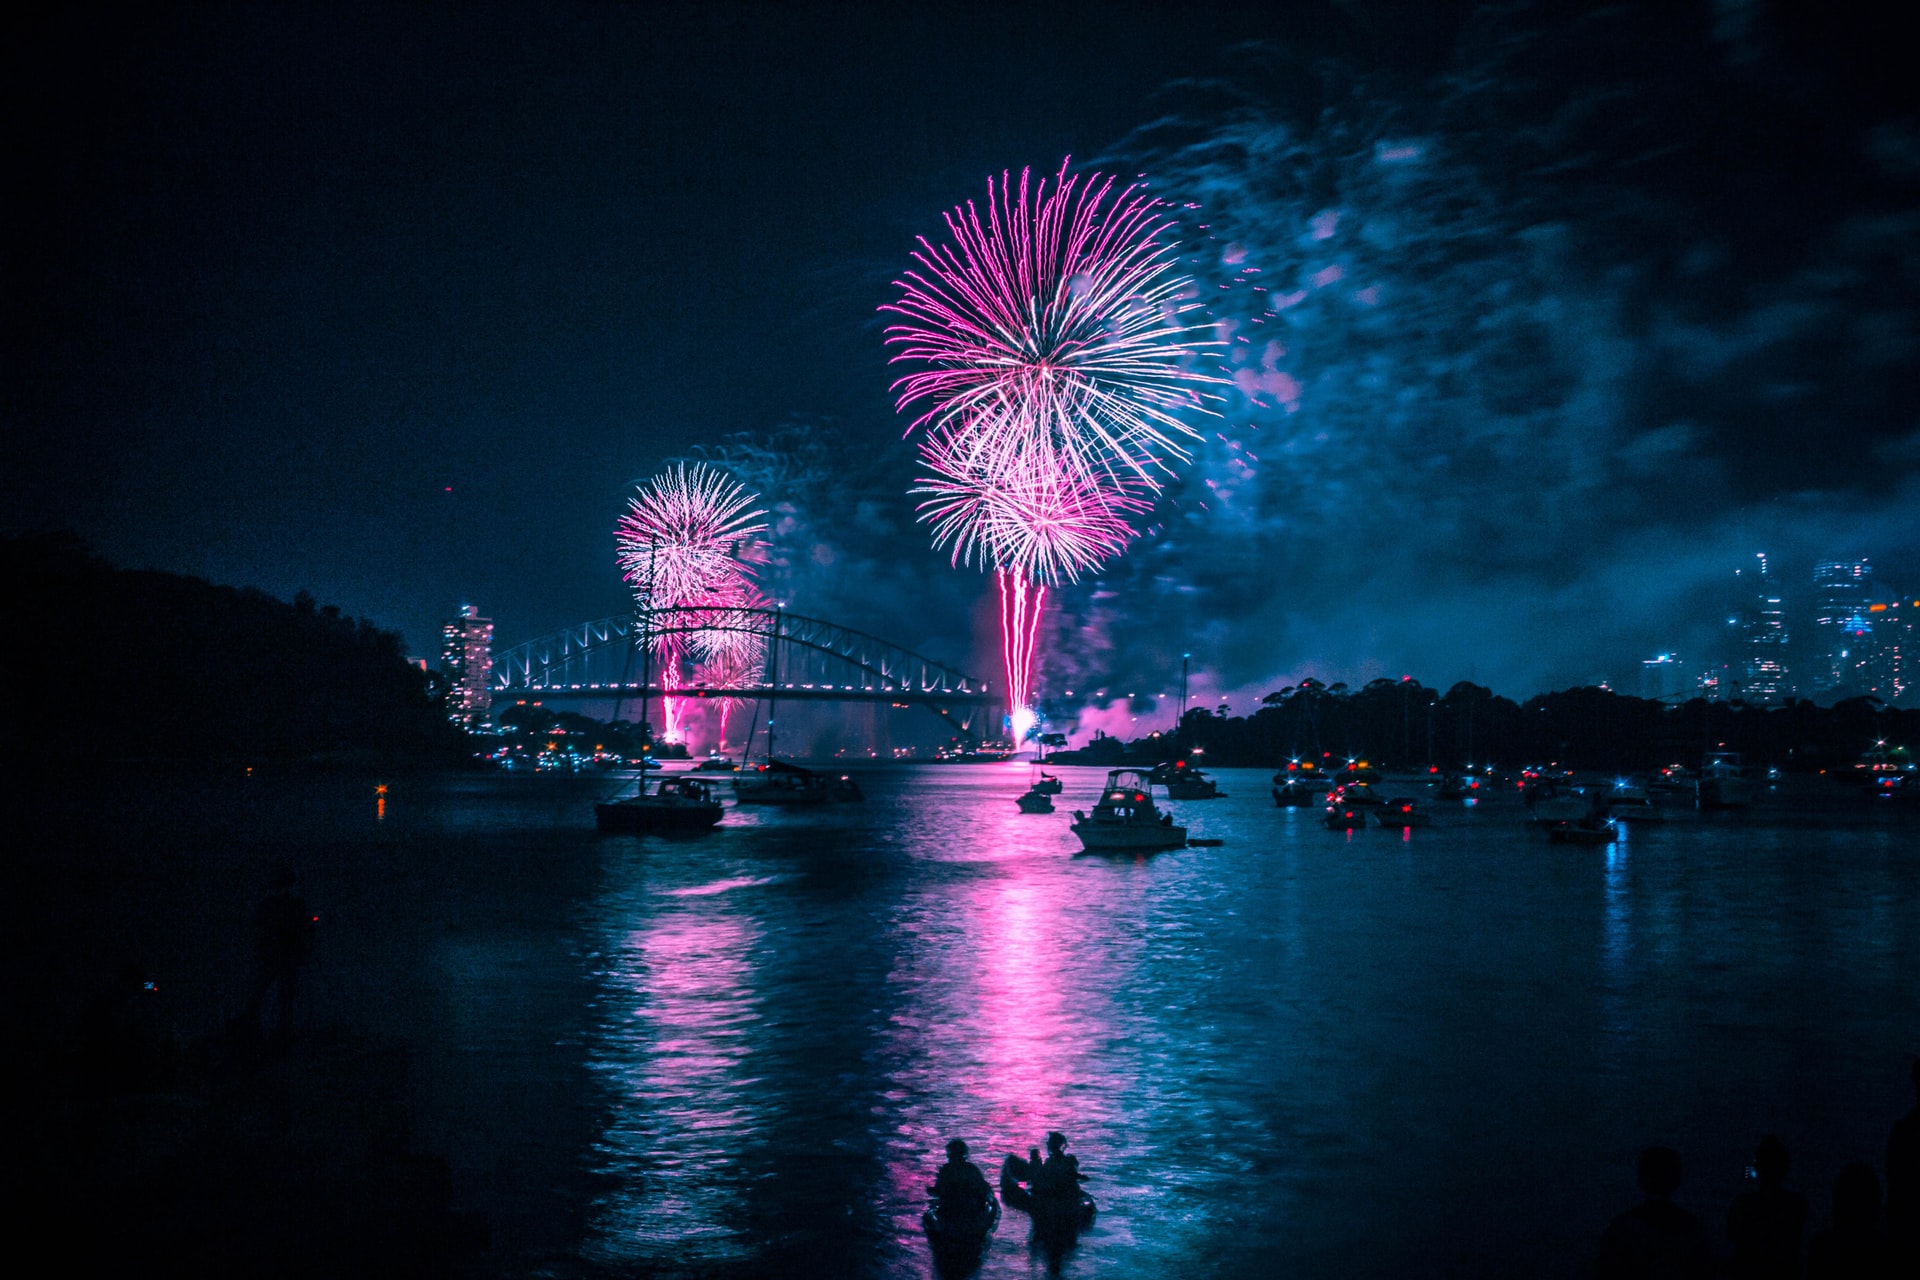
[614,462,769,740]
[913,416,1148,584]
[886,160,1221,739]
[615,463,768,607]
[884,159,1226,485]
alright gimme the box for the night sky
[8,1,1918,707]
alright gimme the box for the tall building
[1809,559,1874,700]
[440,604,494,728]
[1640,652,1688,701]
[1864,594,1915,705]
[1730,554,1788,704]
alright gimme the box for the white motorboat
[1605,786,1664,823]
[1070,769,1187,852]
[1697,751,1753,809]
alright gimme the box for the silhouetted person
[243,865,315,1038]
[1034,1131,1083,1201]
[931,1139,994,1213]
[1887,1057,1920,1269]
[1806,1162,1892,1280]
[1596,1146,1713,1279]
[1727,1135,1807,1280]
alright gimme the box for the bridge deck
[504,683,993,705]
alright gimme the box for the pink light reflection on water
[873,774,1151,1260]
[584,907,766,1268]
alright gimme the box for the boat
[1435,773,1469,801]
[1016,788,1055,814]
[594,771,725,834]
[1322,800,1370,830]
[1069,769,1187,852]
[1605,786,1664,823]
[922,1195,999,1262]
[1697,751,1753,810]
[1372,797,1430,828]
[1029,771,1063,795]
[1271,760,1327,787]
[1545,817,1618,845]
[1649,764,1697,795]
[1525,786,1593,827]
[998,1154,1097,1234]
[1271,777,1322,807]
[731,759,862,805]
[1152,758,1225,799]
[1331,781,1384,807]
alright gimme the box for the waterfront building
[1729,554,1788,704]
[440,604,494,728]
[1809,559,1874,699]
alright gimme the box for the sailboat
[730,607,861,804]
[596,562,724,833]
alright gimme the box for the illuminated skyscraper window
[1810,559,1872,699]
[440,604,494,728]
[1730,554,1788,704]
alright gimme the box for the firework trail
[614,462,768,739]
[885,161,1222,737]
[694,647,762,750]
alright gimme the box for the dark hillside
[2,533,462,767]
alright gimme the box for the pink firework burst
[615,462,768,609]
[913,416,1149,585]
[886,162,1223,739]
[614,463,768,740]
[883,159,1226,485]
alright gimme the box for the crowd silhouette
[1599,1058,1919,1278]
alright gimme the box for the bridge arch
[491,607,996,734]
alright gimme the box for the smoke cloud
[1036,4,1920,707]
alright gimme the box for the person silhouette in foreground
[1887,1056,1920,1269]
[1807,1162,1891,1280]
[243,865,315,1039]
[1726,1135,1807,1280]
[931,1139,994,1215]
[1596,1146,1713,1279]
[1033,1132,1084,1201]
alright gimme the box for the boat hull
[1016,792,1055,813]
[1070,821,1186,852]
[731,781,831,805]
[1545,823,1616,845]
[1697,778,1753,809]
[922,1199,999,1259]
[998,1162,1096,1232]
[1373,811,1430,828]
[594,801,723,833]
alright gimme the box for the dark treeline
[1064,677,1917,774]
[3,533,463,767]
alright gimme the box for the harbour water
[40,766,1920,1277]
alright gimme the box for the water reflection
[584,883,767,1266]
[1600,830,1633,1051]
[523,769,1918,1276]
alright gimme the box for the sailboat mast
[638,544,655,763]
[766,604,781,763]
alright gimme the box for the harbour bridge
[492,605,998,734]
